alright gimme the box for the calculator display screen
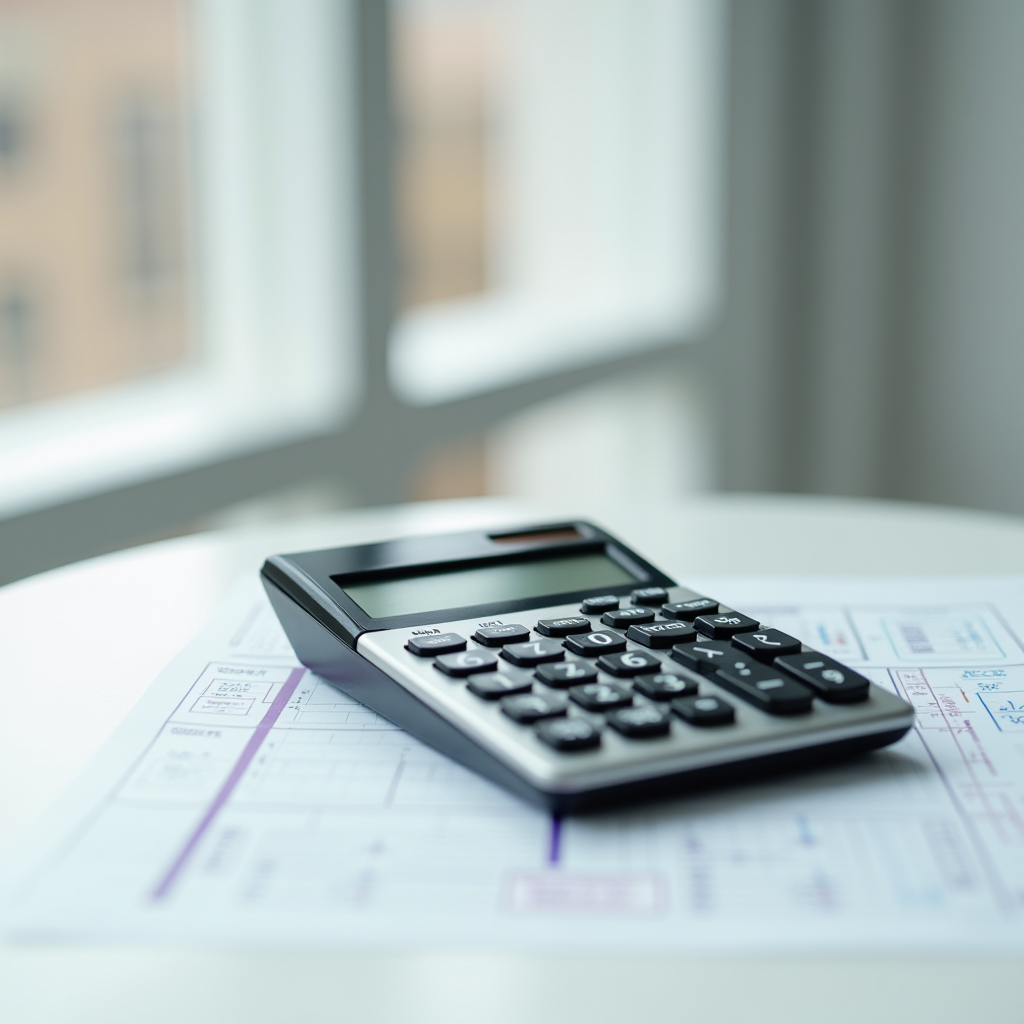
[342,552,638,619]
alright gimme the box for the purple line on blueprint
[151,666,306,901]
[548,815,562,865]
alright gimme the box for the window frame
[0,0,723,585]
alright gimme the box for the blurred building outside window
[393,0,721,503]
[0,0,353,521]
[391,0,722,407]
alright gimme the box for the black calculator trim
[261,521,674,646]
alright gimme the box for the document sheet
[3,575,1023,951]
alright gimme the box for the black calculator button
[715,656,813,714]
[731,629,802,661]
[693,612,760,639]
[633,671,699,701]
[597,650,663,677]
[563,630,627,656]
[569,681,633,711]
[535,660,598,688]
[472,624,530,647]
[466,672,533,700]
[500,638,565,667]
[670,639,732,674]
[626,620,697,649]
[631,586,669,607]
[775,653,870,703]
[535,616,592,638]
[581,595,619,614]
[406,632,467,657]
[434,650,499,677]
[501,692,568,723]
[607,705,671,738]
[672,694,736,726]
[535,717,601,752]
[601,607,655,628]
[661,598,719,621]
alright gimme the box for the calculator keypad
[359,584,913,793]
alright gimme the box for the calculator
[261,521,914,812]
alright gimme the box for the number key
[535,717,601,752]
[466,672,533,700]
[672,694,736,726]
[535,660,598,688]
[501,692,568,723]
[569,681,633,711]
[607,705,671,738]
[633,671,699,701]
[500,638,565,667]
[563,630,627,656]
[597,650,663,677]
[434,650,498,677]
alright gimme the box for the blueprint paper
[2,575,1023,951]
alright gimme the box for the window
[390,0,723,404]
[0,0,355,517]
[0,0,724,582]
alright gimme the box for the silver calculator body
[261,521,914,812]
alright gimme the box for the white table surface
[2,493,1023,1024]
